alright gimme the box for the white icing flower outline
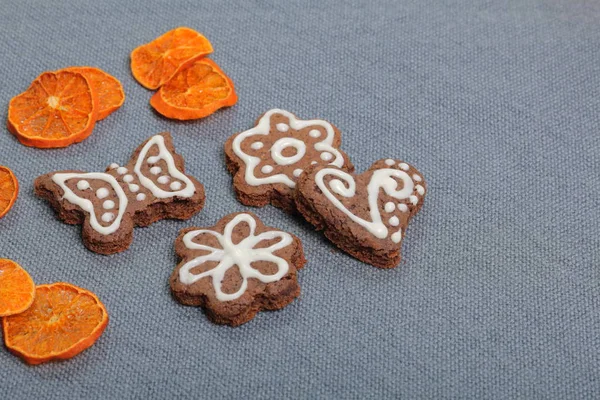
[178,213,293,302]
[232,109,346,188]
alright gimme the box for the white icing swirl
[315,167,418,240]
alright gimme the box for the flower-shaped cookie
[170,212,306,326]
[225,109,354,212]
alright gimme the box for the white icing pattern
[96,188,109,199]
[178,213,293,302]
[232,109,346,188]
[77,180,90,191]
[48,134,196,236]
[51,173,128,235]
[314,161,424,242]
[133,135,195,199]
[102,212,115,222]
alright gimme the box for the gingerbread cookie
[35,133,205,254]
[295,159,426,269]
[225,109,353,212]
[170,212,306,326]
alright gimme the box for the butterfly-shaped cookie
[295,159,426,268]
[170,212,306,326]
[225,109,354,212]
[35,133,206,254]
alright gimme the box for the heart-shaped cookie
[295,159,426,268]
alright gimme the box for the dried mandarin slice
[64,66,124,120]
[131,27,213,90]
[7,70,98,148]
[2,282,109,365]
[0,166,18,218]
[150,58,237,120]
[0,259,35,317]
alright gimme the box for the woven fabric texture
[0,0,599,398]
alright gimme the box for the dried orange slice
[0,166,18,219]
[131,27,213,90]
[7,70,99,148]
[64,67,125,120]
[0,259,35,317]
[2,282,108,365]
[150,58,237,120]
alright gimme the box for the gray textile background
[0,0,599,398]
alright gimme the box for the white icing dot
[309,129,321,138]
[101,212,114,223]
[157,176,170,184]
[293,169,303,177]
[399,163,409,171]
[410,195,419,205]
[389,216,399,226]
[117,167,127,175]
[311,161,318,165]
[129,184,139,192]
[250,142,264,150]
[384,202,395,213]
[96,188,109,199]
[320,152,333,161]
[147,156,160,164]
[103,200,115,210]
[385,159,395,166]
[109,163,119,170]
[413,174,422,182]
[150,166,162,175]
[398,204,408,212]
[123,174,134,183]
[276,123,289,132]
[170,181,182,190]
[416,185,425,195]
[136,193,146,201]
[391,230,402,243]
[261,165,274,174]
[77,180,90,190]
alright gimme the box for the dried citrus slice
[0,259,35,317]
[131,27,213,90]
[7,70,99,148]
[64,67,125,120]
[150,58,237,120]
[2,282,108,365]
[0,166,18,219]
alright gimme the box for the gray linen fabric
[0,0,599,398]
